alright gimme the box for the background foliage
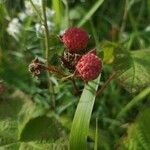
[0,0,150,149]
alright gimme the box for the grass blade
[69,75,101,150]
[52,0,62,28]
[94,118,98,150]
[117,87,150,119]
[77,0,104,27]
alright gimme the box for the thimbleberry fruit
[61,27,89,53]
[76,52,102,81]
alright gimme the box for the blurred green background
[0,0,150,149]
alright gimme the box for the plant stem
[39,63,66,77]
[42,0,56,109]
[96,72,116,97]
[42,0,49,65]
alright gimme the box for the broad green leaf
[114,49,150,93]
[77,0,104,27]
[19,116,66,142]
[119,107,150,150]
[0,90,68,149]
[18,99,48,140]
[18,92,66,142]
[69,75,101,150]
[100,41,150,93]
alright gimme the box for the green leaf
[18,92,66,142]
[19,116,66,142]
[0,90,68,149]
[18,99,48,140]
[114,49,150,93]
[0,91,25,146]
[119,107,150,150]
[98,41,116,64]
[69,75,101,150]
[77,0,104,27]
[19,116,52,141]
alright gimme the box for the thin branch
[96,72,116,97]
[40,64,66,77]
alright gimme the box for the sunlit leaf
[99,41,116,64]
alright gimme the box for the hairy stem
[42,0,56,109]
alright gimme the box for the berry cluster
[60,27,102,81]
[29,27,102,82]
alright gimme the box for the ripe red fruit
[61,27,89,53]
[75,52,102,81]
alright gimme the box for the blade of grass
[94,118,98,150]
[69,75,101,150]
[61,0,70,28]
[77,0,104,27]
[117,87,150,119]
[90,20,99,46]
[52,0,62,28]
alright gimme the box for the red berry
[76,52,102,81]
[61,27,89,53]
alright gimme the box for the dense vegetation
[0,0,150,149]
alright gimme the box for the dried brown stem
[38,63,67,77]
[96,72,116,97]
